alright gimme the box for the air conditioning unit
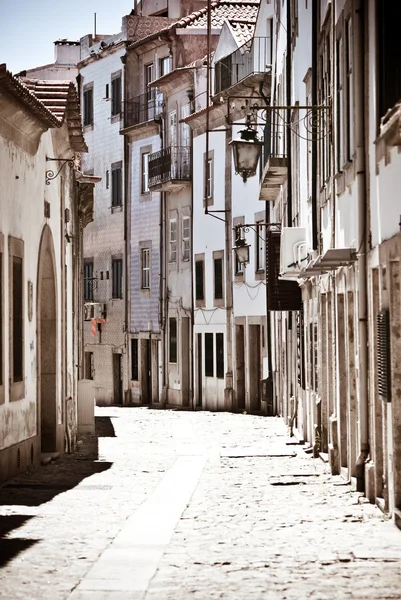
[279,227,309,281]
[84,302,100,321]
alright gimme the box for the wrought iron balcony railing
[123,89,163,129]
[148,146,191,188]
[214,37,272,95]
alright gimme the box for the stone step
[40,452,60,466]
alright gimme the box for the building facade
[0,67,89,481]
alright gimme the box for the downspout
[190,119,195,410]
[286,0,294,416]
[160,120,168,407]
[354,0,369,492]
[122,49,130,402]
[265,200,274,413]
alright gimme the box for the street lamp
[233,225,250,266]
[230,122,263,183]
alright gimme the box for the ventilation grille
[266,229,302,311]
[377,309,391,402]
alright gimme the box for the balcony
[148,146,191,191]
[214,37,272,98]
[122,89,163,131]
[259,124,287,201]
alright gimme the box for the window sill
[213,298,225,308]
[111,113,121,124]
[111,205,123,213]
[83,124,94,132]
[254,269,265,281]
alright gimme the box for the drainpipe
[354,0,369,492]
[286,0,294,418]
[122,50,130,403]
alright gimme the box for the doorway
[141,339,151,404]
[37,226,57,453]
[113,354,123,404]
[197,333,202,407]
[249,324,261,412]
[235,324,245,410]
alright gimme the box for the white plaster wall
[0,127,64,450]
[193,129,227,409]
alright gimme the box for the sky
[0,0,135,74]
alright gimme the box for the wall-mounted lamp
[229,116,263,183]
[233,225,250,266]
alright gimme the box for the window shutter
[377,309,391,402]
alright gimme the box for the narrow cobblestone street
[1,408,401,599]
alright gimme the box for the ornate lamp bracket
[46,156,74,185]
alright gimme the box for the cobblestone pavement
[1,408,401,600]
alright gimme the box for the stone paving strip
[1,409,401,600]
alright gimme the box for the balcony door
[181,104,191,178]
[145,63,154,120]
[169,110,177,178]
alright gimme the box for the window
[195,257,204,302]
[141,248,150,289]
[216,333,224,378]
[255,223,265,271]
[182,216,190,261]
[131,338,139,381]
[112,258,123,299]
[203,150,214,206]
[111,74,122,117]
[83,85,93,126]
[213,252,224,305]
[84,352,94,380]
[344,17,353,161]
[145,63,154,86]
[9,237,24,395]
[142,152,150,193]
[319,31,331,184]
[159,56,171,77]
[169,219,177,262]
[377,1,401,122]
[106,170,109,189]
[206,158,213,199]
[169,318,177,363]
[111,163,122,207]
[205,333,214,377]
[84,260,93,301]
[336,35,344,170]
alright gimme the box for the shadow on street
[0,416,114,567]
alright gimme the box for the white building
[0,66,89,481]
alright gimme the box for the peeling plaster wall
[0,116,64,452]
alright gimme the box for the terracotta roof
[227,19,256,46]
[0,64,61,128]
[178,1,259,29]
[128,0,260,50]
[22,79,88,152]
